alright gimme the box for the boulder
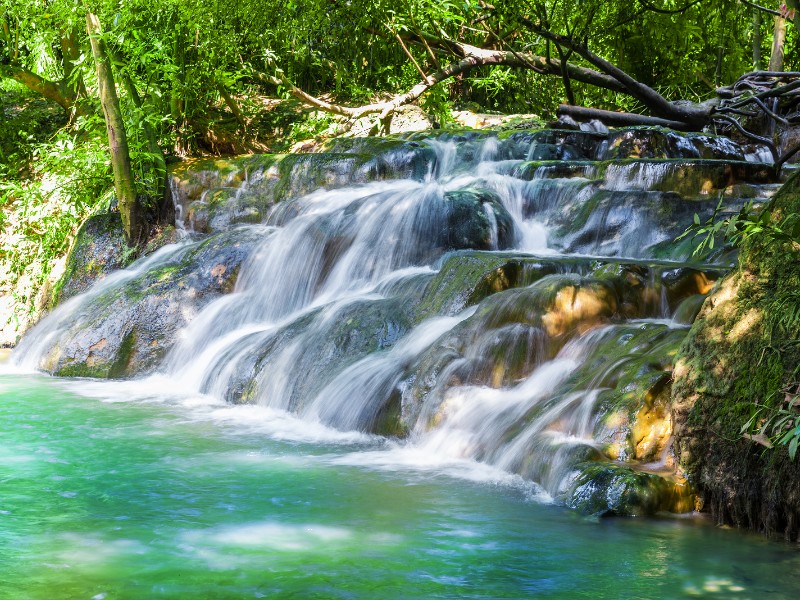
[672,171,800,539]
[34,227,262,378]
[565,463,694,516]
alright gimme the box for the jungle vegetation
[0,0,797,313]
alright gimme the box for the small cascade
[604,162,672,191]
[12,125,776,515]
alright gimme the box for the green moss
[672,170,800,539]
[372,390,409,437]
[57,362,110,378]
[109,329,138,379]
[567,463,694,516]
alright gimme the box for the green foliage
[420,83,454,126]
[289,110,337,142]
[741,389,800,461]
[3,0,796,132]
[678,196,800,258]
[0,106,112,323]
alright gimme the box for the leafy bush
[0,118,113,325]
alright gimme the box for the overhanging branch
[260,44,628,122]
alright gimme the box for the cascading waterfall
[11,127,778,512]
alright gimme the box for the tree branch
[260,44,628,122]
[389,24,431,84]
[738,0,781,16]
[519,17,712,127]
[0,63,78,112]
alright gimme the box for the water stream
[4,128,798,597]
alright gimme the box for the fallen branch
[260,44,627,122]
[519,16,712,128]
[557,105,693,130]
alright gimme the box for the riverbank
[673,171,800,541]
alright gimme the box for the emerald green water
[1,373,799,599]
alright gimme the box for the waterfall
[11,128,770,510]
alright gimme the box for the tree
[257,0,799,168]
[85,11,144,246]
[0,3,87,116]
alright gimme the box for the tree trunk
[769,16,787,72]
[753,10,762,69]
[86,12,144,246]
[60,28,87,101]
[171,26,188,154]
[111,48,168,216]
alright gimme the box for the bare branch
[389,24,431,84]
[259,44,628,122]
[713,113,778,162]
[738,0,781,16]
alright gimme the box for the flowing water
[2,373,800,599]
[4,128,799,597]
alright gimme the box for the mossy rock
[415,251,565,321]
[511,160,597,181]
[50,213,179,309]
[32,227,262,378]
[443,189,516,251]
[565,463,694,516]
[672,170,800,539]
[50,213,131,307]
[172,152,385,233]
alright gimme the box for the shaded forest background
[1,0,796,328]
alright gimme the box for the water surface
[1,373,798,599]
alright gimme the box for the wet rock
[601,128,745,161]
[444,189,516,251]
[512,160,596,180]
[221,296,415,411]
[37,227,262,378]
[172,153,383,233]
[318,137,437,180]
[498,129,606,160]
[565,463,694,516]
[601,159,775,199]
[415,252,566,321]
[570,323,685,462]
[661,267,719,312]
[401,272,653,429]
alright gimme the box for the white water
[10,131,769,502]
[13,240,193,372]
